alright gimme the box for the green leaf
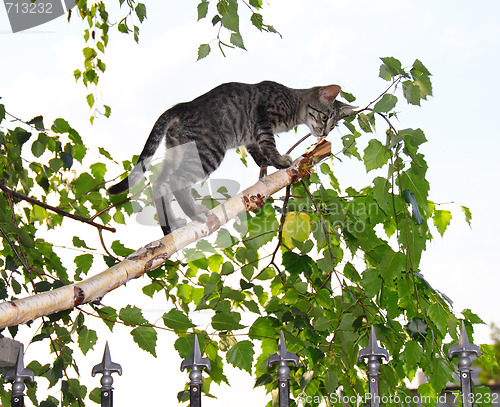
[104,105,111,118]
[212,312,245,331]
[373,94,397,113]
[118,21,129,33]
[361,268,382,298]
[52,118,71,133]
[28,115,45,130]
[197,0,209,20]
[427,303,449,335]
[98,147,113,160]
[401,341,423,367]
[59,152,73,169]
[433,209,452,237]
[135,3,147,23]
[72,236,94,250]
[380,56,404,78]
[404,82,421,105]
[357,113,373,133]
[111,240,134,257]
[131,326,157,356]
[197,44,211,60]
[226,340,254,373]
[282,212,311,248]
[250,13,263,30]
[325,369,339,393]
[220,0,239,32]
[133,25,140,43]
[461,205,472,227]
[379,250,405,281]
[429,357,454,393]
[12,127,31,146]
[89,388,101,404]
[40,396,60,407]
[74,254,93,275]
[282,252,313,277]
[230,32,245,49]
[372,177,390,212]
[162,309,195,331]
[90,162,107,181]
[414,74,433,99]
[412,59,431,76]
[86,93,95,108]
[174,335,197,359]
[113,211,125,224]
[95,306,117,331]
[73,172,98,197]
[249,0,262,8]
[399,162,430,216]
[462,308,485,324]
[31,140,46,158]
[119,305,148,325]
[77,326,97,355]
[418,383,437,407]
[249,317,278,339]
[340,90,356,102]
[363,139,390,172]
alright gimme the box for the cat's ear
[318,85,341,103]
[338,101,357,116]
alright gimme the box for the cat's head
[306,85,355,138]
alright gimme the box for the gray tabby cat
[108,81,353,235]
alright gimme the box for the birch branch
[0,139,331,329]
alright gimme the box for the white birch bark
[0,140,331,329]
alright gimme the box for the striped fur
[107,81,353,235]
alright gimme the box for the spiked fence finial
[268,331,299,372]
[92,342,123,380]
[358,326,389,363]
[180,335,211,374]
[448,322,481,360]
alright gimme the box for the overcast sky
[1,0,500,405]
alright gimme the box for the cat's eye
[321,114,328,122]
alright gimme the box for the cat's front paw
[274,154,293,169]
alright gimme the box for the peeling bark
[0,140,331,329]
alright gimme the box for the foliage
[476,324,500,384]
[70,1,278,120]
[0,2,492,406]
[0,53,490,406]
[195,0,279,60]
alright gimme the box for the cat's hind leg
[152,171,187,236]
[173,187,212,224]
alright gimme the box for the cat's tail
[107,112,171,195]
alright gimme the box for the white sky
[1,0,500,405]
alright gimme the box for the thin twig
[357,77,402,112]
[286,132,312,155]
[98,227,118,261]
[255,185,291,283]
[0,182,116,233]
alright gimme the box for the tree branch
[0,182,116,233]
[0,139,331,329]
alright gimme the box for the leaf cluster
[0,103,142,405]
[0,57,487,407]
[197,0,279,60]
[71,0,147,122]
